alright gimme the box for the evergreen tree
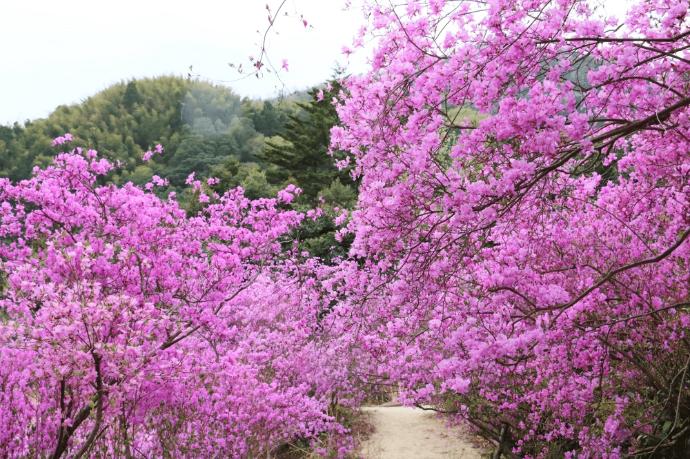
[122,80,142,109]
[257,79,359,262]
[247,100,287,137]
[261,80,353,203]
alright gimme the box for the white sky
[0,0,366,124]
[0,0,632,125]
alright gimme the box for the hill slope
[0,76,301,188]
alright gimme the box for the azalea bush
[2,0,690,457]
[332,0,690,456]
[0,146,359,457]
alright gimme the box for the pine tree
[261,80,352,203]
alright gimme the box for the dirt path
[358,405,485,459]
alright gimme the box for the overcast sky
[1,0,632,125]
[0,0,366,124]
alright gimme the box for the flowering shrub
[0,147,357,457]
[3,1,690,457]
[333,0,690,456]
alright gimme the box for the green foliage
[122,164,154,186]
[211,156,278,200]
[319,178,357,209]
[0,76,298,186]
[261,80,355,203]
[245,100,289,137]
[294,178,357,263]
[257,79,359,262]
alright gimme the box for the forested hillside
[0,76,353,204]
[0,76,356,260]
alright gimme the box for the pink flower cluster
[0,149,361,457]
[331,0,690,456]
[51,133,73,146]
[142,143,164,161]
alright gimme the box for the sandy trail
[358,405,485,459]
